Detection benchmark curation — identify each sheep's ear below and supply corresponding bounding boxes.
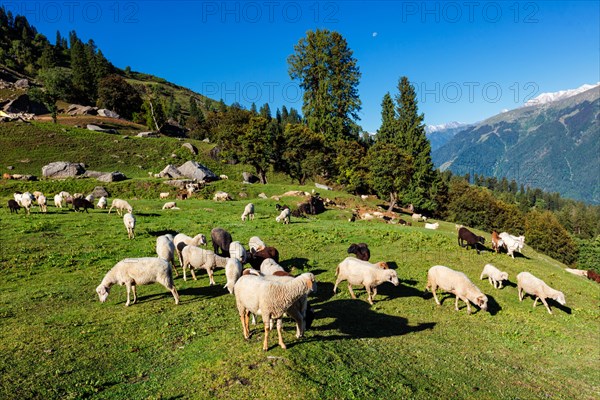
[477,296,485,306]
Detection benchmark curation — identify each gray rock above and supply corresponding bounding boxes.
[182,142,198,155]
[7,166,13,170]
[164,179,194,189]
[83,170,104,178]
[42,162,86,179]
[87,124,117,134]
[92,186,110,198]
[3,94,49,115]
[202,138,210,143]
[158,164,184,178]
[67,104,98,116]
[178,161,217,182]
[258,193,268,199]
[242,172,259,184]
[14,79,29,88]
[315,182,332,191]
[97,171,127,182]
[137,131,159,138]
[97,109,120,119]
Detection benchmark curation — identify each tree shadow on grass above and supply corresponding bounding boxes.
[135,212,161,217]
[147,229,179,237]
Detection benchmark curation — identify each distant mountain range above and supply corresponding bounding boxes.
[426,122,472,151]
[431,84,600,204]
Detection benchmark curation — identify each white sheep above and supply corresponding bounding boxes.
[95,257,179,306]
[517,272,566,314]
[276,208,291,224]
[159,192,170,199]
[85,194,95,203]
[261,273,311,339]
[224,258,243,294]
[162,201,178,210]
[425,265,488,314]
[480,264,509,289]
[13,192,23,206]
[499,232,525,259]
[173,233,207,269]
[37,194,47,213]
[248,236,266,252]
[20,192,34,215]
[229,241,247,263]
[241,203,255,221]
[108,198,133,216]
[411,213,422,221]
[234,272,316,350]
[53,193,64,209]
[156,234,177,276]
[424,222,439,230]
[181,245,227,283]
[213,191,231,201]
[333,257,399,305]
[260,258,286,275]
[97,196,107,209]
[219,174,229,180]
[123,213,136,239]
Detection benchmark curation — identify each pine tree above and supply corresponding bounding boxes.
[250,102,258,115]
[259,103,271,120]
[376,92,396,143]
[70,38,93,103]
[55,30,62,48]
[39,43,56,70]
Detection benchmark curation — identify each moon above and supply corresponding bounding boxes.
[372,32,378,38]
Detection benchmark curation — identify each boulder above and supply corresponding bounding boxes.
[163,179,194,189]
[92,186,110,198]
[177,161,217,182]
[258,193,268,199]
[66,104,98,116]
[315,182,332,191]
[3,94,49,115]
[157,164,184,179]
[97,109,120,119]
[14,79,29,89]
[42,162,86,179]
[97,171,127,182]
[83,170,104,178]
[137,131,159,138]
[242,172,260,184]
[87,124,118,134]
[182,143,198,155]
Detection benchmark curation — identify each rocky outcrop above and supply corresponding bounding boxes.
[97,171,127,182]
[182,143,198,155]
[97,109,120,119]
[3,94,49,115]
[177,161,216,182]
[42,162,86,179]
[157,164,184,178]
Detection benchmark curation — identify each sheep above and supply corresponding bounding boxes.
[241,203,255,221]
[455,224,463,231]
[219,174,229,180]
[20,192,34,215]
[37,194,47,213]
[108,198,133,216]
[181,245,228,283]
[491,231,504,254]
[85,194,95,203]
[73,198,94,213]
[398,219,412,226]
[213,191,231,201]
[162,201,178,210]
[248,246,280,269]
[424,222,439,230]
[411,213,423,221]
[517,272,566,314]
[156,234,177,276]
[499,232,525,259]
[333,257,399,305]
[95,257,179,306]
[211,227,232,257]
[224,258,243,294]
[234,272,316,350]
[276,208,291,224]
[480,264,509,289]
[347,243,370,261]
[425,265,488,314]
[173,233,207,269]
[53,194,64,209]
[123,213,136,239]
[13,192,23,206]
[458,227,485,254]
[97,196,107,209]
[159,192,170,199]
[229,241,247,263]
[248,236,266,252]
[8,199,21,213]
[260,258,286,275]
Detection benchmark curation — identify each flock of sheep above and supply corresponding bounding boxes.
[7,190,569,351]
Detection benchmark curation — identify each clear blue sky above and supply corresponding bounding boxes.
[8,0,599,132]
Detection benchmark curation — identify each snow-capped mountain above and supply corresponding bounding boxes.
[523,82,600,107]
[426,122,472,151]
[425,121,469,134]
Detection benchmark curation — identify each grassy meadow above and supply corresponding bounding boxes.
[0,121,598,399]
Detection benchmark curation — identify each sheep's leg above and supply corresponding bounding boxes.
[276,319,286,350]
[465,299,472,314]
[488,277,493,286]
[182,262,188,281]
[454,295,460,311]
[170,286,179,305]
[539,298,553,314]
[518,286,523,301]
[125,283,132,306]
[241,311,250,339]
[365,286,374,305]
[333,278,341,294]
[347,283,357,299]
[207,268,216,285]
[431,286,441,305]
[533,297,539,308]
[190,265,198,281]
[262,318,270,351]
[131,285,137,305]
[498,281,503,289]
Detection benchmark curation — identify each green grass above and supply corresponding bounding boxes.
[0,185,599,399]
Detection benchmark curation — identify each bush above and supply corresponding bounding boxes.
[525,210,578,266]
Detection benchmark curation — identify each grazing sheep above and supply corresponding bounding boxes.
[458,227,485,254]
[347,243,370,261]
[248,236,266,252]
[108,199,133,216]
[229,241,247,263]
[123,213,136,239]
[213,191,231,201]
[156,234,177,276]
[97,196,107,209]
[260,258,286,275]
[480,264,509,289]
[173,233,207,269]
[181,245,228,283]
[424,222,439,230]
[8,199,21,213]
[491,231,504,254]
[398,219,412,226]
[73,198,94,213]
[85,194,95,203]
[162,201,178,210]
[241,203,255,221]
[13,192,23,206]
[276,208,291,224]
[54,194,64,209]
[425,265,488,314]
[234,272,316,350]
[37,194,47,213]
[220,174,229,180]
[224,258,243,294]
[20,192,34,215]
[248,246,280,269]
[95,257,179,306]
[333,257,399,305]
[411,213,423,221]
[499,232,525,259]
[517,272,566,314]
[211,227,232,257]
[159,192,170,199]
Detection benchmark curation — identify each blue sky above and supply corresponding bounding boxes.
[6,0,599,132]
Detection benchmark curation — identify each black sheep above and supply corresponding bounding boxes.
[248,246,280,269]
[347,243,371,261]
[8,199,21,213]
[72,198,94,213]
[458,227,485,254]
[211,227,232,257]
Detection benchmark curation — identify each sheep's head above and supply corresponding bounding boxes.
[554,292,566,306]
[476,295,488,311]
[96,285,110,303]
[500,272,509,281]
[193,234,207,246]
[478,236,486,244]
[302,273,317,294]
[388,270,399,286]
[376,261,389,269]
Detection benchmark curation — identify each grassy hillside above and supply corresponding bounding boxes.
[0,186,598,399]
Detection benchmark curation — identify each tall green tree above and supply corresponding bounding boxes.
[97,75,142,119]
[367,142,413,211]
[282,124,326,185]
[29,67,72,123]
[70,38,93,103]
[288,29,361,141]
[376,92,396,143]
